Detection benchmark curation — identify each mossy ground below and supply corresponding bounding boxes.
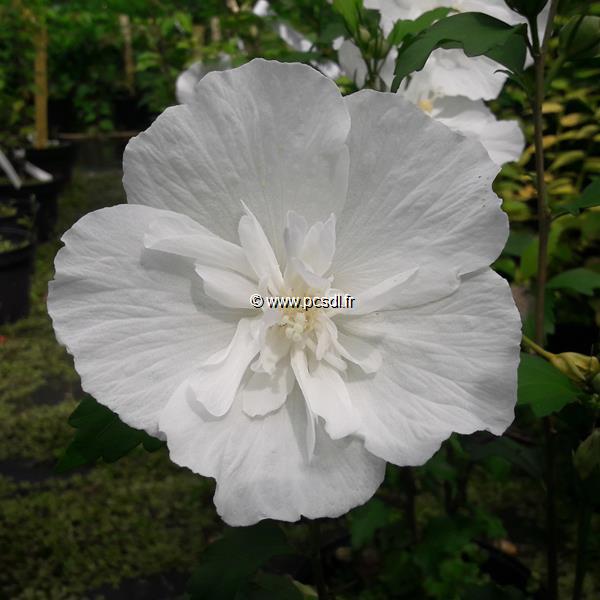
[0,170,219,599]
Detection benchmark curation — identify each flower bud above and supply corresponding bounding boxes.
[574,429,600,480]
[559,16,600,59]
[357,26,371,46]
[547,352,600,386]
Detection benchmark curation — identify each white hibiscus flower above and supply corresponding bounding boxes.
[366,0,549,100]
[336,40,525,165]
[48,60,521,526]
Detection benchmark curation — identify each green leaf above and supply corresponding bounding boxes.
[518,353,578,417]
[332,0,362,36]
[387,7,453,46]
[187,522,294,600]
[549,150,586,171]
[350,498,392,548]
[503,230,535,258]
[318,20,348,45]
[519,238,539,279]
[462,435,543,480]
[55,397,164,473]
[547,267,600,295]
[391,13,528,92]
[560,178,600,215]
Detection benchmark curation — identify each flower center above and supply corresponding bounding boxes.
[418,98,434,114]
[280,310,314,342]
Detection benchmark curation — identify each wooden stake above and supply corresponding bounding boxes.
[192,24,205,59]
[210,16,221,43]
[33,23,48,149]
[119,14,135,95]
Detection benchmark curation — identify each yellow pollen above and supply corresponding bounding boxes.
[418,98,434,114]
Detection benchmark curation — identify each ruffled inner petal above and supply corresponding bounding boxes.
[242,362,295,417]
[351,267,419,314]
[284,211,309,259]
[188,318,260,417]
[238,201,284,292]
[290,347,359,440]
[145,218,252,275]
[195,265,258,309]
[300,214,336,276]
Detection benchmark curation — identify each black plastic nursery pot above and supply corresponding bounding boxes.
[0,227,35,325]
[0,178,59,242]
[24,141,75,187]
[114,93,152,131]
[48,98,76,134]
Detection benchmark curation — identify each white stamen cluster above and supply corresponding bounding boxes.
[281,311,308,343]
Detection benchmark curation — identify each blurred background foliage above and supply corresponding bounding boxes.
[0,0,599,599]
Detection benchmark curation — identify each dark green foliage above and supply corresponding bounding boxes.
[350,498,393,549]
[518,353,579,417]
[55,396,164,473]
[187,522,297,600]
[391,13,528,92]
[332,0,363,37]
[387,8,453,46]
[560,178,600,215]
[547,267,600,295]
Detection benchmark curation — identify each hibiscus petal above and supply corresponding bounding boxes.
[301,214,336,276]
[238,202,284,292]
[345,269,521,465]
[188,318,260,417]
[145,212,252,275]
[431,97,525,166]
[289,258,332,293]
[195,265,258,309]
[159,385,385,525]
[410,50,507,102]
[334,91,507,299]
[242,362,295,417]
[290,348,359,440]
[254,326,291,375]
[48,204,240,435]
[123,59,350,260]
[334,330,382,374]
[350,267,419,314]
[283,211,308,260]
[337,40,368,88]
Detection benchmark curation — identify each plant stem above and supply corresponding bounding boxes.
[532,45,550,345]
[522,334,555,361]
[309,520,331,600]
[572,502,592,600]
[530,3,560,598]
[543,416,558,600]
